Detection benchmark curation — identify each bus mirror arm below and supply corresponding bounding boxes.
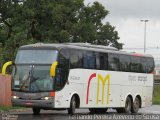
[2,61,13,76]
[50,61,58,77]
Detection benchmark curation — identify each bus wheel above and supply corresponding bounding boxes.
[68,96,76,115]
[131,97,140,113]
[124,96,132,114]
[32,108,41,115]
[117,97,132,114]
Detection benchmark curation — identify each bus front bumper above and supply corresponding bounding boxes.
[12,98,55,108]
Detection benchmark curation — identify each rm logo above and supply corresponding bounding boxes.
[86,73,110,104]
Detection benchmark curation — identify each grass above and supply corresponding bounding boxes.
[153,85,160,104]
[0,106,27,112]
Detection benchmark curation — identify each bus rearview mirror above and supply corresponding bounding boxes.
[2,61,13,75]
[50,61,58,77]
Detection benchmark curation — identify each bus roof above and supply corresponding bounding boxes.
[19,43,153,58]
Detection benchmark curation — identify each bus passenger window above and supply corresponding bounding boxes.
[108,53,120,71]
[88,56,96,69]
[70,55,79,68]
[55,53,69,91]
[69,50,83,68]
[130,56,140,73]
[120,55,130,72]
[83,54,88,68]
[99,55,106,70]
[96,55,100,69]
[83,52,96,69]
[147,58,155,73]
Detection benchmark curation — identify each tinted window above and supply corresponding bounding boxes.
[55,53,69,91]
[130,56,141,72]
[120,55,130,72]
[70,53,79,68]
[96,53,108,70]
[63,49,83,69]
[108,53,120,71]
[15,50,58,64]
[140,57,147,73]
[147,58,155,73]
[83,51,96,69]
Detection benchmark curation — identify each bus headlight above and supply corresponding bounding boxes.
[12,96,19,99]
[41,97,53,100]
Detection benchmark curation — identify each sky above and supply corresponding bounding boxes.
[85,0,160,65]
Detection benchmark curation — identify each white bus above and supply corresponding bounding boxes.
[2,43,155,115]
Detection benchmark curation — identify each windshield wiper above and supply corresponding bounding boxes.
[28,66,40,92]
[19,73,30,91]
[30,76,40,91]
[19,65,34,91]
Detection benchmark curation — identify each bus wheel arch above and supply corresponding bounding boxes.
[68,93,80,115]
[131,95,141,113]
[117,95,133,113]
[73,94,80,108]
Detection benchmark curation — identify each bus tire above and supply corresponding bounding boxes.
[124,96,132,114]
[68,96,76,115]
[32,108,40,115]
[117,96,132,114]
[131,97,140,113]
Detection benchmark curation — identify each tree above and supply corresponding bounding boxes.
[0,0,123,63]
[96,22,123,49]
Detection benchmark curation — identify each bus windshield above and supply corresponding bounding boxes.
[15,50,58,64]
[12,50,58,92]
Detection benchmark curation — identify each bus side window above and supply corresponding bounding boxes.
[140,57,147,73]
[147,58,155,73]
[83,54,88,68]
[55,53,69,91]
[70,54,79,68]
[96,55,100,69]
[120,55,130,72]
[69,50,83,69]
[83,51,96,69]
[99,53,108,70]
[108,53,120,71]
[88,54,96,69]
[130,56,141,73]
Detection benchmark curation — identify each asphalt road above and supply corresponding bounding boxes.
[1,105,160,120]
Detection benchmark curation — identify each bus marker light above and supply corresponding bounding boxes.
[50,91,55,97]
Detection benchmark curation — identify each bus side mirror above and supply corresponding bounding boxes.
[50,61,58,77]
[2,61,13,76]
